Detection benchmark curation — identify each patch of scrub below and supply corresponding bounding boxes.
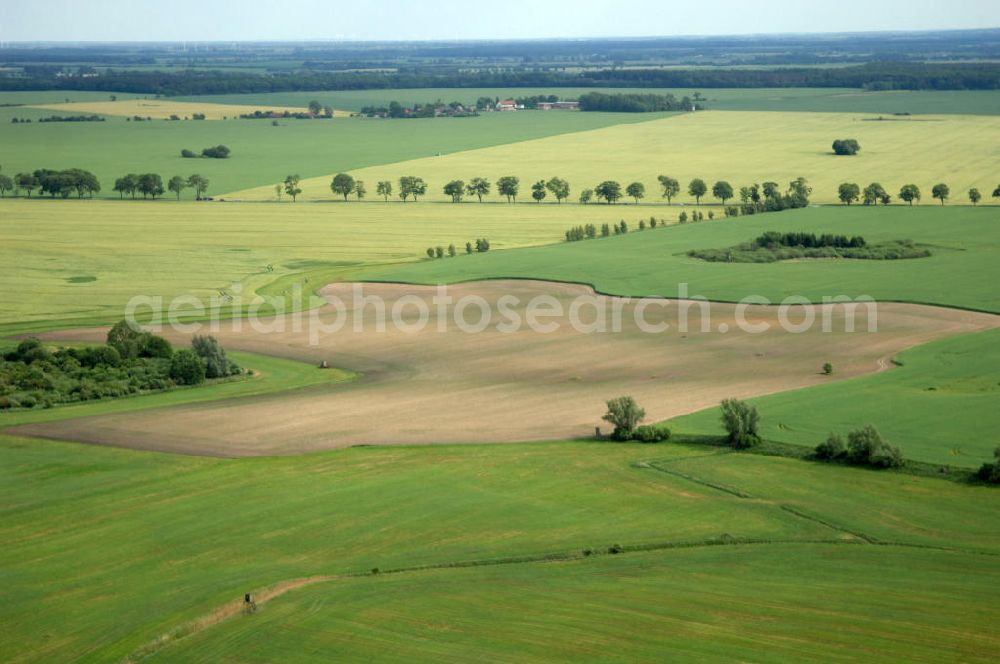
[66,275,97,284]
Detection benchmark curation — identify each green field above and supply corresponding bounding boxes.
[4,79,1000,663]
[670,327,1000,467]
[371,206,1000,314]
[1,436,997,662]
[150,546,1000,663]
[0,106,663,196]
[177,87,1000,115]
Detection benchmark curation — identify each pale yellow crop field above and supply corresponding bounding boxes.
[0,198,659,331]
[28,98,345,120]
[226,111,1000,204]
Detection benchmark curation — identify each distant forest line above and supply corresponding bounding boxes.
[2,62,999,96]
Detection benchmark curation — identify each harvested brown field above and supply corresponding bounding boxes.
[18,280,999,456]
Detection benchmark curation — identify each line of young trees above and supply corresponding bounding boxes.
[425,238,490,259]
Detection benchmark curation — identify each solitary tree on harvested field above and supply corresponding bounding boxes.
[626,181,645,204]
[274,183,282,201]
[602,396,645,441]
[0,173,15,198]
[354,180,366,201]
[838,182,860,205]
[579,188,593,204]
[969,188,981,206]
[657,175,680,203]
[331,173,355,200]
[899,184,921,206]
[284,175,302,202]
[377,180,392,201]
[688,178,707,204]
[993,185,1000,200]
[932,183,950,205]
[399,176,427,202]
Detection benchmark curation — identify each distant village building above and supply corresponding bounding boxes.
[496,100,521,111]
[537,101,580,111]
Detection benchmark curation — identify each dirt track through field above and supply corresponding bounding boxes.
[17,280,1000,456]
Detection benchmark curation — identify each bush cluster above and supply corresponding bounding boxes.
[814,425,904,469]
[0,324,240,410]
[976,447,1000,484]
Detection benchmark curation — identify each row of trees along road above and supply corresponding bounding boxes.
[837,181,992,206]
[112,173,209,200]
[317,174,741,205]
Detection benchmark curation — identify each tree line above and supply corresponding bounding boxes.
[3,61,997,96]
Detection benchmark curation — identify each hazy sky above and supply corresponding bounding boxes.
[2,0,998,42]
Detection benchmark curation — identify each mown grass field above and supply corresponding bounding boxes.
[1,436,997,663]
[178,87,1000,115]
[228,110,1000,205]
[0,104,664,196]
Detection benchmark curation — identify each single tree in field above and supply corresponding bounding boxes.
[0,173,12,198]
[932,183,950,205]
[688,178,707,204]
[602,396,645,441]
[657,175,680,203]
[993,184,1000,201]
[187,174,209,200]
[307,100,322,115]
[595,180,622,204]
[354,180,366,201]
[545,176,570,203]
[579,188,594,204]
[114,174,137,199]
[448,244,456,257]
[761,181,780,200]
[444,179,465,203]
[322,105,334,118]
[167,175,187,200]
[720,398,760,449]
[712,180,733,205]
[274,183,283,201]
[626,181,645,204]
[831,139,861,156]
[838,182,860,205]
[399,176,427,202]
[284,174,302,202]
[497,176,519,203]
[862,182,886,206]
[331,173,355,200]
[899,184,921,206]
[968,188,981,206]
[376,180,392,202]
[531,180,547,203]
[879,192,892,206]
